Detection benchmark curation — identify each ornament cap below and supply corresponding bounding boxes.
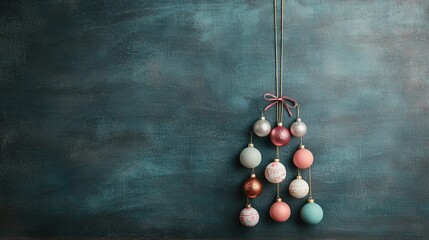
[277,122,283,126]
[274,158,280,162]
[248,143,254,148]
[296,175,302,180]
[276,197,282,202]
[246,203,252,208]
[297,118,302,122]
[299,144,305,149]
[308,197,315,203]
[260,116,266,120]
[250,173,256,178]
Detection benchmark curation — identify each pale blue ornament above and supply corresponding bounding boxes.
[239,144,262,168]
[300,198,323,225]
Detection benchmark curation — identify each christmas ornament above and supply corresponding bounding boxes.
[288,175,309,199]
[269,123,291,147]
[240,143,262,169]
[243,173,264,199]
[293,145,314,169]
[253,112,271,137]
[240,203,260,227]
[300,198,323,225]
[265,158,286,183]
[270,198,291,222]
[290,118,307,137]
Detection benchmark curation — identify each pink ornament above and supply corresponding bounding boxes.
[269,124,290,147]
[270,199,291,222]
[293,145,314,169]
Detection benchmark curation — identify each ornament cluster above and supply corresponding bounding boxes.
[238,100,323,227]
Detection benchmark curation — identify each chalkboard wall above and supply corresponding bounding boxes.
[1,0,429,239]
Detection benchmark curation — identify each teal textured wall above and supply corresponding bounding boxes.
[1,0,429,239]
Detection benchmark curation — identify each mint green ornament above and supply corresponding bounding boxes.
[300,198,323,225]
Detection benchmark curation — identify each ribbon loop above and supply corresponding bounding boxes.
[263,93,298,117]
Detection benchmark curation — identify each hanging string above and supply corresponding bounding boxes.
[297,105,303,145]
[265,0,297,121]
[309,166,313,199]
[297,168,301,177]
[274,0,285,124]
[297,104,300,118]
[273,0,280,124]
[249,131,253,145]
[280,0,285,123]
[273,0,285,202]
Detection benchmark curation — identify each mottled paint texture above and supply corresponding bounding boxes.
[1,0,429,239]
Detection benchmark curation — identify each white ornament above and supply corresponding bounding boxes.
[239,205,259,227]
[290,118,307,137]
[265,159,286,183]
[253,116,271,137]
[240,144,262,168]
[288,175,309,198]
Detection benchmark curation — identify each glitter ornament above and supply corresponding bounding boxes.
[253,116,271,137]
[288,175,309,199]
[290,118,307,137]
[265,158,286,183]
[243,173,263,199]
[269,123,291,147]
[300,198,323,225]
[239,204,259,227]
[240,143,262,168]
[269,198,291,222]
[293,145,314,169]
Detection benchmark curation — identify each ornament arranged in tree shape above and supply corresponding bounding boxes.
[239,132,263,227]
[237,0,323,227]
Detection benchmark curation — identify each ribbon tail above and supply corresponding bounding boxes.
[264,101,278,112]
[282,101,293,116]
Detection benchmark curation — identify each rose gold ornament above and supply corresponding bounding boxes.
[269,123,291,147]
[243,173,263,199]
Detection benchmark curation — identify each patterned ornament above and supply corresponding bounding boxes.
[288,175,309,199]
[253,116,271,137]
[243,173,264,199]
[269,198,291,222]
[269,123,291,147]
[239,204,260,227]
[240,143,262,168]
[290,118,307,137]
[293,145,314,169]
[300,198,323,225]
[265,158,286,183]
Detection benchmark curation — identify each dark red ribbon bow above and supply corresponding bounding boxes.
[264,93,298,116]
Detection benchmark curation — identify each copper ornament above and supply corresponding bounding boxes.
[243,174,263,198]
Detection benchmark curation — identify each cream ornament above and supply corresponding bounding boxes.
[288,175,309,199]
[239,204,259,227]
[265,158,286,183]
